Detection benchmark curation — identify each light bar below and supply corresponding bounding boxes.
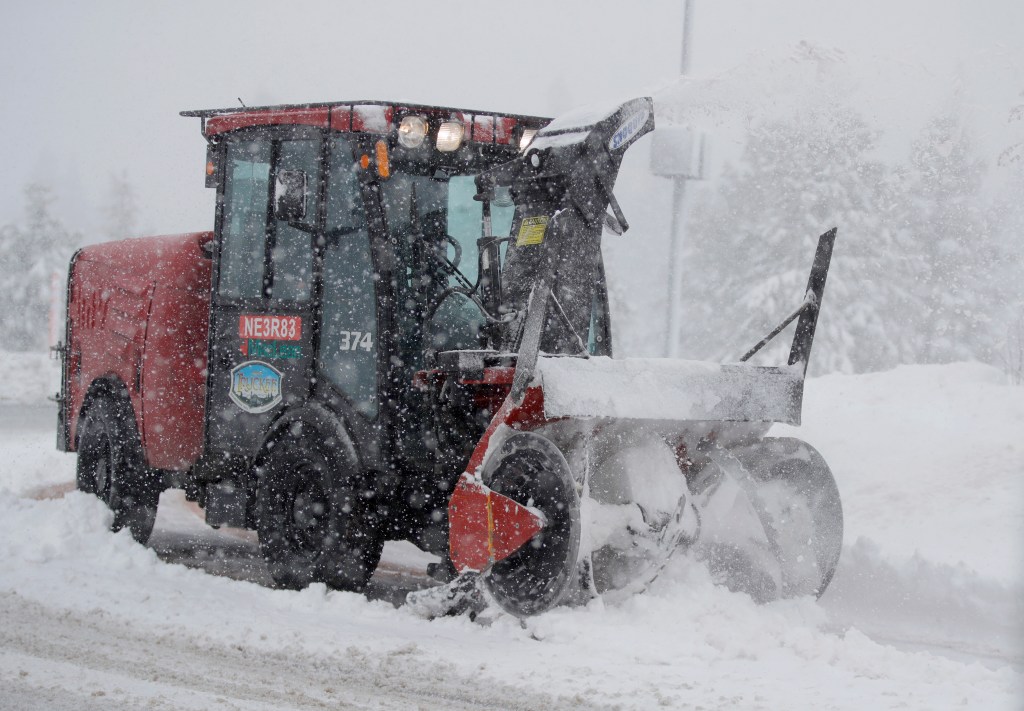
[436,121,465,152]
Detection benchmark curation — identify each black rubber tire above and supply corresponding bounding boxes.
[482,432,581,617]
[254,421,383,591]
[76,395,159,544]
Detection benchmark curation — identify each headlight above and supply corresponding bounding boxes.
[398,115,427,148]
[519,128,538,152]
[436,121,465,152]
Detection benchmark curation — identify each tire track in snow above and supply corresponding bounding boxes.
[0,591,601,711]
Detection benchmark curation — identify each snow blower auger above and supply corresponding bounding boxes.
[408,97,843,618]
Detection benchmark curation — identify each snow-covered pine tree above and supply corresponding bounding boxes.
[0,221,27,348]
[681,105,912,374]
[997,90,1024,169]
[0,183,79,351]
[102,170,139,240]
[992,94,1024,383]
[903,111,995,364]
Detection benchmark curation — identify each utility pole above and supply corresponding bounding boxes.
[680,0,694,75]
[664,0,695,357]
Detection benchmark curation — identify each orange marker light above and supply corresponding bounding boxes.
[375,140,390,179]
[359,154,370,169]
[205,160,216,176]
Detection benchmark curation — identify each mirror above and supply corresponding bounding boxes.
[274,169,308,222]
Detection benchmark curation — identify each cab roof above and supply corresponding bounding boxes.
[181,100,551,146]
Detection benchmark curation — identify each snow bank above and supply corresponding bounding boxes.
[0,489,1018,710]
[776,362,1024,584]
[0,402,68,497]
[823,537,1022,667]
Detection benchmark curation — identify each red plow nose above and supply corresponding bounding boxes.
[448,475,546,572]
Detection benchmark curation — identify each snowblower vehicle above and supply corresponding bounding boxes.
[56,97,842,616]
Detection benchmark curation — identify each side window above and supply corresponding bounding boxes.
[320,138,377,416]
[219,139,271,299]
[269,139,319,302]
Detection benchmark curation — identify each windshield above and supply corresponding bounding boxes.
[382,174,514,285]
[381,174,514,354]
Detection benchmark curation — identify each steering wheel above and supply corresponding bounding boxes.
[443,234,462,271]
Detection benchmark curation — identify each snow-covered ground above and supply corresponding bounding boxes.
[0,353,1021,709]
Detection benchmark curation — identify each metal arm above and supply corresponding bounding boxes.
[788,228,837,375]
[738,228,837,376]
[477,98,655,360]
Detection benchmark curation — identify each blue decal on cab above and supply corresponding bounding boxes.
[229,360,283,414]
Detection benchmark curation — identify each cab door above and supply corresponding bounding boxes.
[205,128,323,462]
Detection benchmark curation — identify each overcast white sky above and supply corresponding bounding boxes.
[1,0,1021,238]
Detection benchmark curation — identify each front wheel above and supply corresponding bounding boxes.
[254,420,382,591]
[76,394,159,544]
[481,432,582,617]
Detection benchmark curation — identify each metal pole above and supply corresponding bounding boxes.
[664,179,686,356]
[665,0,694,357]
[681,0,694,75]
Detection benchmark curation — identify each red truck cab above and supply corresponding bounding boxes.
[58,100,554,585]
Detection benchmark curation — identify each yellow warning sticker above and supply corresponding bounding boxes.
[516,216,549,246]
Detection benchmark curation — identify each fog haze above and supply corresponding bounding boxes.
[2,1,1021,238]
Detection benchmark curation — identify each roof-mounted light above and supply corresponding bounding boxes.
[398,115,427,148]
[519,128,539,152]
[436,121,465,152]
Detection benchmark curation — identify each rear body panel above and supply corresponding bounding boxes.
[64,232,212,470]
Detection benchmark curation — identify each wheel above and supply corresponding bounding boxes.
[481,432,581,617]
[254,420,383,591]
[76,394,159,544]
